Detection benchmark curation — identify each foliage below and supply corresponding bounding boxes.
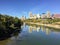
[24,18,60,24]
[0,14,23,30]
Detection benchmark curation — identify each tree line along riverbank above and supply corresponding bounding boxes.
[24,19,60,29]
[0,14,23,30]
[0,14,23,40]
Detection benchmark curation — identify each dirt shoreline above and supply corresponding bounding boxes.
[25,22,60,29]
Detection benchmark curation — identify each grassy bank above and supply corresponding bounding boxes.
[24,19,60,29]
[25,22,60,29]
[24,19,60,24]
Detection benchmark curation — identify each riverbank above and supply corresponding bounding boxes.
[25,22,60,29]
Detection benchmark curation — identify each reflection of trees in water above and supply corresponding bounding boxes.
[0,28,22,45]
[0,27,22,41]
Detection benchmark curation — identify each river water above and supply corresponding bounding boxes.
[0,24,60,45]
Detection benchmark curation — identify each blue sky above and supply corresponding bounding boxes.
[0,0,60,18]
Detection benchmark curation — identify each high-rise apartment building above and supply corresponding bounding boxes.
[46,11,51,18]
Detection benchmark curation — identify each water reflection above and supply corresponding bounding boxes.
[0,24,60,45]
[18,24,60,45]
[28,25,56,35]
[29,26,40,33]
[0,29,22,40]
[0,26,22,45]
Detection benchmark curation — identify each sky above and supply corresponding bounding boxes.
[0,0,60,18]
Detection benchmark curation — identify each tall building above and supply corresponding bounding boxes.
[46,11,51,18]
[41,13,46,18]
[37,14,41,19]
[33,14,37,19]
[21,16,26,20]
[29,12,37,19]
[29,12,33,19]
[29,12,33,17]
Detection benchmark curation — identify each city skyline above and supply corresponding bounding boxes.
[0,0,60,18]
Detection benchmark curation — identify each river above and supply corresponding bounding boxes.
[0,24,60,45]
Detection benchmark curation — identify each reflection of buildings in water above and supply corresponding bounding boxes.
[28,25,51,35]
[29,26,33,33]
[36,27,40,32]
[21,23,26,29]
[41,26,46,32]
[45,28,51,35]
[41,26,51,35]
[28,26,40,33]
[33,26,38,32]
